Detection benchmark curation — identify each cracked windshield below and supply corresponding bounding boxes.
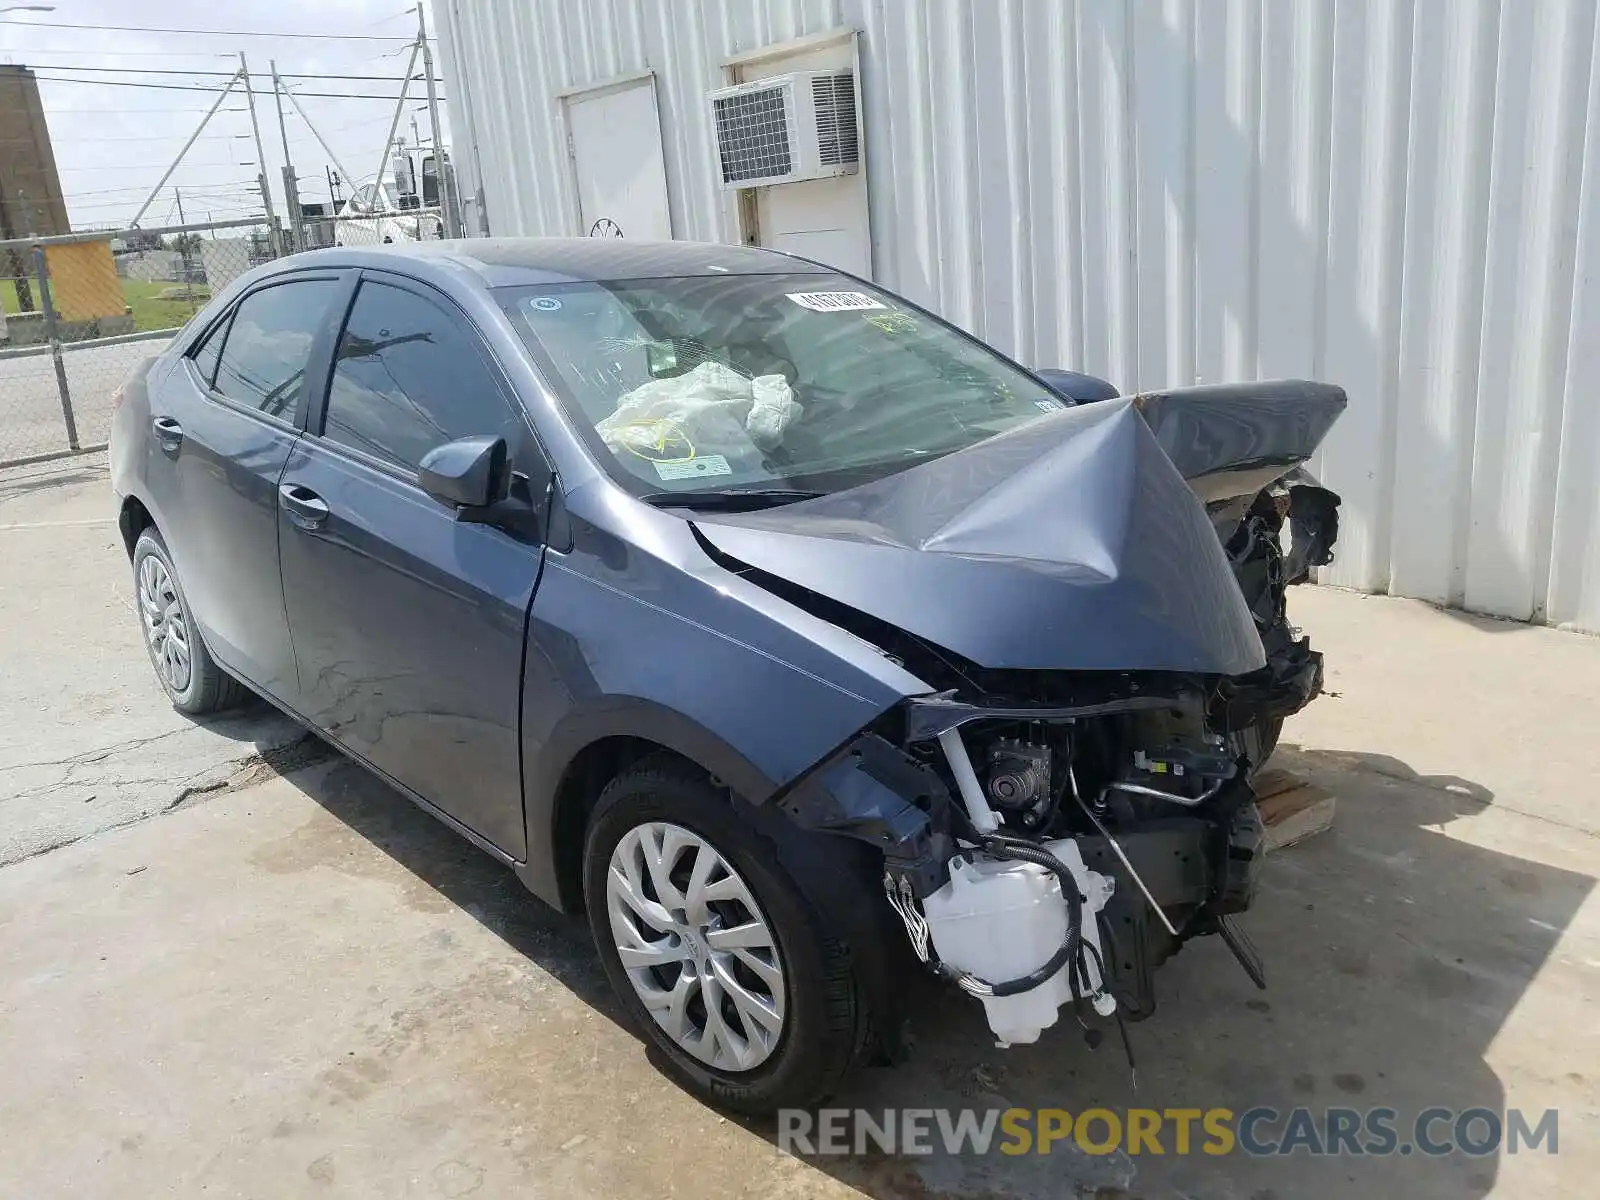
[500,272,1068,496]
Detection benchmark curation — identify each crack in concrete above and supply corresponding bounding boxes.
[1,732,337,870]
[1,727,191,775]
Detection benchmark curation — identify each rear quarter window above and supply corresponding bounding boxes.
[210,279,341,419]
[188,314,228,388]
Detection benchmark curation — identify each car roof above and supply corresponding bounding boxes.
[287,237,834,287]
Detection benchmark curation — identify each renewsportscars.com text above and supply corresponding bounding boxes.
[778,1106,1559,1158]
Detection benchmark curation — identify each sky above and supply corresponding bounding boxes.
[0,0,447,230]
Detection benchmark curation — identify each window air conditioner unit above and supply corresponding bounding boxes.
[708,70,860,189]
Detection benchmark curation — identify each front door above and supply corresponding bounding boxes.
[277,272,548,857]
[145,273,344,699]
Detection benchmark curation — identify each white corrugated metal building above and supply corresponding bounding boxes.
[435,0,1600,633]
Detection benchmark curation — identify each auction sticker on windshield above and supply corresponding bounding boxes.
[653,454,733,480]
[786,291,886,312]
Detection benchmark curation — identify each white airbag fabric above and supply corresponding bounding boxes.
[597,361,802,459]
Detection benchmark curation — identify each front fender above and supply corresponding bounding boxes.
[517,696,798,908]
[513,523,926,909]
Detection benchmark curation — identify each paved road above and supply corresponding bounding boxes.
[0,336,169,464]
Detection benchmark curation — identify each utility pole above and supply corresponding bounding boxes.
[372,38,420,211]
[416,2,458,236]
[128,69,241,229]
[239,52,280,255]
[271,60,301,253]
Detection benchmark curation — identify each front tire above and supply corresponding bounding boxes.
[132,528,246,715]
[584,757,874,1114]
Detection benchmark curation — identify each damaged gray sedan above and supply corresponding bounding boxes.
[110,238,1343,1115]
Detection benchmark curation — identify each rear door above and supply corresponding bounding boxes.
[144,272,344,700]
[277,271,548,857]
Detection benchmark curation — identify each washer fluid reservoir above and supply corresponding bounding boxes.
[921,838,1116,1047]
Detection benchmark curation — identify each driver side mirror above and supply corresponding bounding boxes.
[418,435,510,511]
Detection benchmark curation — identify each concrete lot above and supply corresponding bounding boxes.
[1,455,1596,1199]
[0,337,163,464]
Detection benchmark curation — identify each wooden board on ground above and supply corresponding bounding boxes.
[1254,767,1336,850]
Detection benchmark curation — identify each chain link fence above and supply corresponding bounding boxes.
[295,204,446,250]
[0,217,285,467]
[2,207,455,467]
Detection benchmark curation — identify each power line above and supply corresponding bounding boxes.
[0,47,238,58]
[68,187,260,201]
[56,162,260,172]
[0,47,418,68]
[31,74,445,101]
[0,132,251,144]
[63,179,259,197]
[46,105,250,114]
[326,112,407,133]
[3,64,434,82]
[0,20,422,42]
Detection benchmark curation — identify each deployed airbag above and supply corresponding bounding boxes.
[596,361,803,461]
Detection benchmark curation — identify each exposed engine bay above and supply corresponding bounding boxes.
[754,380,1346,1053]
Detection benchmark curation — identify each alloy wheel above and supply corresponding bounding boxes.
[137,553,192,694]
[605,821,787,1072]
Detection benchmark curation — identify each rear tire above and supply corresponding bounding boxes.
[132,528,247,716]
[583,756,875,1114]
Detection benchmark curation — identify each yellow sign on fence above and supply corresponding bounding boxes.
[42,239,124,322]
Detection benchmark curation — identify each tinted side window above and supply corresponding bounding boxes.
[323,280,519,471]
[189,313,229,387]
[213,279,339,419]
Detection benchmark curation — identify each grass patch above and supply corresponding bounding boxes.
[120,279,210,332]
[1,279,31,316]
[1,277,209,332]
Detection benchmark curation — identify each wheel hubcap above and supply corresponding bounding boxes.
[605,821,787,1072]
[137,554,191,693]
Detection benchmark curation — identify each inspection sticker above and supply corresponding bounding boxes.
[530,296,563,311]
[653,454,733,480]
[786,291,886,312]
[1034,398,1067,412]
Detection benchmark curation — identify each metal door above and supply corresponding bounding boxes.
[562,73,673,240]
[142,274,345,700]
[276,274,547,857]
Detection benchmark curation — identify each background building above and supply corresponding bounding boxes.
[434,0,1600,635]
[0,64,69,239]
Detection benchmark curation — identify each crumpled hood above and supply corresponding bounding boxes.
[1132,380,1347,503]
[693,399,1268,674]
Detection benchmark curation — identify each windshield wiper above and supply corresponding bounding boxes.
[639,487,825,511]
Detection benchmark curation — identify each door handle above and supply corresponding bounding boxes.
[152,415,183,451]
[279,482,330,531]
